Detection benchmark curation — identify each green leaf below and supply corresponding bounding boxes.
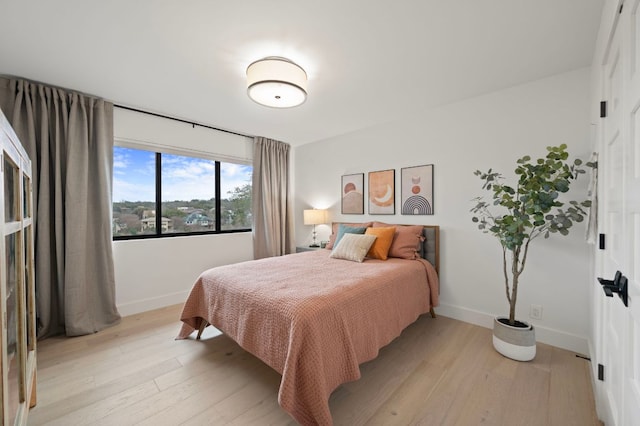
[471,144,589,267]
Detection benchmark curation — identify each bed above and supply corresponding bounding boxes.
[177,223,440,425]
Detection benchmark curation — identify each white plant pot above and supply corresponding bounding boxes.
[492,316,536,361]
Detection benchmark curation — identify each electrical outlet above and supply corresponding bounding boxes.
[530,304,543,320]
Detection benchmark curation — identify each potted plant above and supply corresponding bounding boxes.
[470,144,593,361]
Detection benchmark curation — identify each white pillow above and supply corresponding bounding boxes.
[330,233,377,263]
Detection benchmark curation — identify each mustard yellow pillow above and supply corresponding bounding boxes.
[365,226,396,260]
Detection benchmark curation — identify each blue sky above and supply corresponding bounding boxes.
[113,147,252,202]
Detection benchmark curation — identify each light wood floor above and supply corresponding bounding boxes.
[28,304,602,426]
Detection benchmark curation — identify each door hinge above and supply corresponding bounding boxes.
[598,363,605,381]
[599,233,605,250]
[600,101,607,118]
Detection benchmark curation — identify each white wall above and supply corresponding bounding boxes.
[113,233,253,316]
[114,107,253,162]
[112,108,255,316]
[294,68,593,354]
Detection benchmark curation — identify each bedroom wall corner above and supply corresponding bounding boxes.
[435,303,589,355]
[293,67,593,354]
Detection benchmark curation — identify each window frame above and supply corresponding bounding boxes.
[112,145,252,241]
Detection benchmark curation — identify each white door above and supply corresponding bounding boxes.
[623,1,640,423]
[599,9,625,424]
[596,1,640,424]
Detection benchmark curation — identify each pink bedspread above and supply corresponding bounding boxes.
[177,249,439,425]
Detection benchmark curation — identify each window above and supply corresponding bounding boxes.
[113,146,252,239]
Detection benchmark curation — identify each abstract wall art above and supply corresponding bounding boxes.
[368,169,395,214]
[341,173,364,214]
[401,164,434,215]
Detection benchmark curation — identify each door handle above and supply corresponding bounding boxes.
[597,270,621,287]
[598,271,629,307]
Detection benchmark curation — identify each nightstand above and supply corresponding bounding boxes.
[296,246,323,253]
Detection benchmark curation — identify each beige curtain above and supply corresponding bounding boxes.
[0,77,121,337]
[252,137,294,258]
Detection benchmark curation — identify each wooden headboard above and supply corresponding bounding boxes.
[330,222,440,274]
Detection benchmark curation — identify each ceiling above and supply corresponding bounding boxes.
[0,1,604,147]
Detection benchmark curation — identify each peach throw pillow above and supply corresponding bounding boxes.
[372,222,424,260]
[365,226,396,260]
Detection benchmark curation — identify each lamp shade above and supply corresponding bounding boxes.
[303,209,327,225]
[247,57,307,108]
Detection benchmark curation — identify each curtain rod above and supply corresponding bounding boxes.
[114,104,253,139]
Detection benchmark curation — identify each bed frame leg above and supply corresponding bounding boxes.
[429,308,437,318]
[196,320,209,340]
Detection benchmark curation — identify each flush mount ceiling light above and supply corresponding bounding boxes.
[246,57,308,108]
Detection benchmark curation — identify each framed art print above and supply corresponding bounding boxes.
[368,169,395,214]
[401,164,434,215]
[341,173,364,214]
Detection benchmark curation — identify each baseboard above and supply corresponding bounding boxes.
[117,290,190,317]
[587,338,611,424]
[436,303,589,355]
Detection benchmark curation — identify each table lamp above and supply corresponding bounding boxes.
[303,209,328,247]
